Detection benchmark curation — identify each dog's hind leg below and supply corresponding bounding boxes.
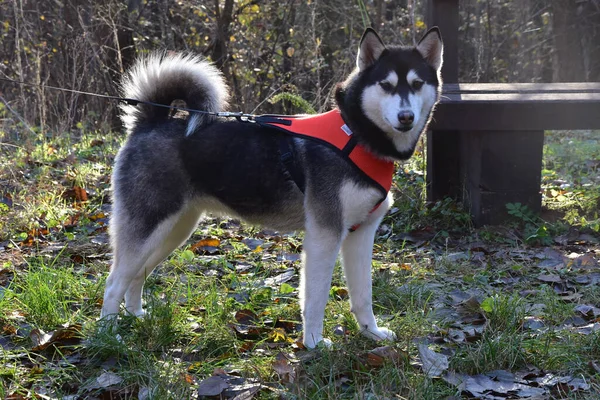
[123,205,202,316]
[300,212,344,348]
[341,193,397,342]
[101,205,201,318]
[101,226,149,319]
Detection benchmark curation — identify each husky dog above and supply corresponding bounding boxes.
[101,28,443,348]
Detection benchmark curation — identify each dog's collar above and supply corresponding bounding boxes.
[259,110,395,194]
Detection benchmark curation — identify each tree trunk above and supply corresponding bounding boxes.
[579,0,600,81]
[551,0,585,81]
[211,0,235,70]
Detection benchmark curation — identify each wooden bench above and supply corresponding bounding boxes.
[426,0,600,226]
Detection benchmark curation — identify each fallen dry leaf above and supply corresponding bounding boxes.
[537,273,562,283]
[191,237,221,254]
[30,324,82,352]
[63,186,88,202]
[364,345,404,368]
[574,304,600,319]
[444,370,546,398]
[570,253,598,268]
[242,238,264,250]
[90,139,105,147]
[1,193,13,208]
[197,375,230,396]
[264,269,295,287]
[267,327,290,343]
[5,393,27,400]
[96,371,123,388]
[62,213,81,229]
[230,309,266,339]
[418,344,449,377]
[234,309,259,325]
[274,318,301,334]
[272,352,297,383]
[0,268,14,286]
[192,238,220,248]
[198,373,264,399]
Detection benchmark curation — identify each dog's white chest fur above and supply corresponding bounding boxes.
[339,181,384,229]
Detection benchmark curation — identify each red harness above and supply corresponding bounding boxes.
[259,110,395,230]
[260,110,395,195]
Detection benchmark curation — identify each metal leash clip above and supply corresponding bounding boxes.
[217,111,255,122]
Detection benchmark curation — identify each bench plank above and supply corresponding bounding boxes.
[431,83,600,131]
[444,82,600,93]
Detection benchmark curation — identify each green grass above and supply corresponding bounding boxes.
[0,125,599,398]
[543,130,600,231]
[18,258,87,329]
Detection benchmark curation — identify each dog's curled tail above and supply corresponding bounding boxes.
[120,52,229,135]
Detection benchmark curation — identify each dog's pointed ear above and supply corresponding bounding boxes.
[417,27,443,71]
[357,28,386,71]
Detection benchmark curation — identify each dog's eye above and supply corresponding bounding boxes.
[379,81,394,91]
[412,80,424,90]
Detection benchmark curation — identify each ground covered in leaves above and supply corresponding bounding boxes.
[0,128,599,399]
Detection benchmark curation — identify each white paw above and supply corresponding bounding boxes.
[132,309,146,318]
[96,314,119,333]
[317,338,333,349]
[361,326,397,342]
[98,311,118,322]
[303,336,333,349]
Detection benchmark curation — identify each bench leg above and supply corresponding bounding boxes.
[426,129,544,226]
[426,129,461,201]
[461,130,544,226]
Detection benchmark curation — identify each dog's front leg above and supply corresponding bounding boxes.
[341,194,396,342]
[300,216,344,348]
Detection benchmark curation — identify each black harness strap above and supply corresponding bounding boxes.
[341,136,358,156]
[254,115,293,126]
[278,135,306,193]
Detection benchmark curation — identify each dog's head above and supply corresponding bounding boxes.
[336,28,443,160]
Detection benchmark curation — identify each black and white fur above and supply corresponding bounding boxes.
[101,28,443,348]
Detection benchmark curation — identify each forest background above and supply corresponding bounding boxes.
[1,0,599,134]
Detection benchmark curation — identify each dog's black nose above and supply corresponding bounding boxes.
[398,111,414,126]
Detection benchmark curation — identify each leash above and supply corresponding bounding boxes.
[1,76,396,228]
[0,76,294,125]
[0,75,304,190]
